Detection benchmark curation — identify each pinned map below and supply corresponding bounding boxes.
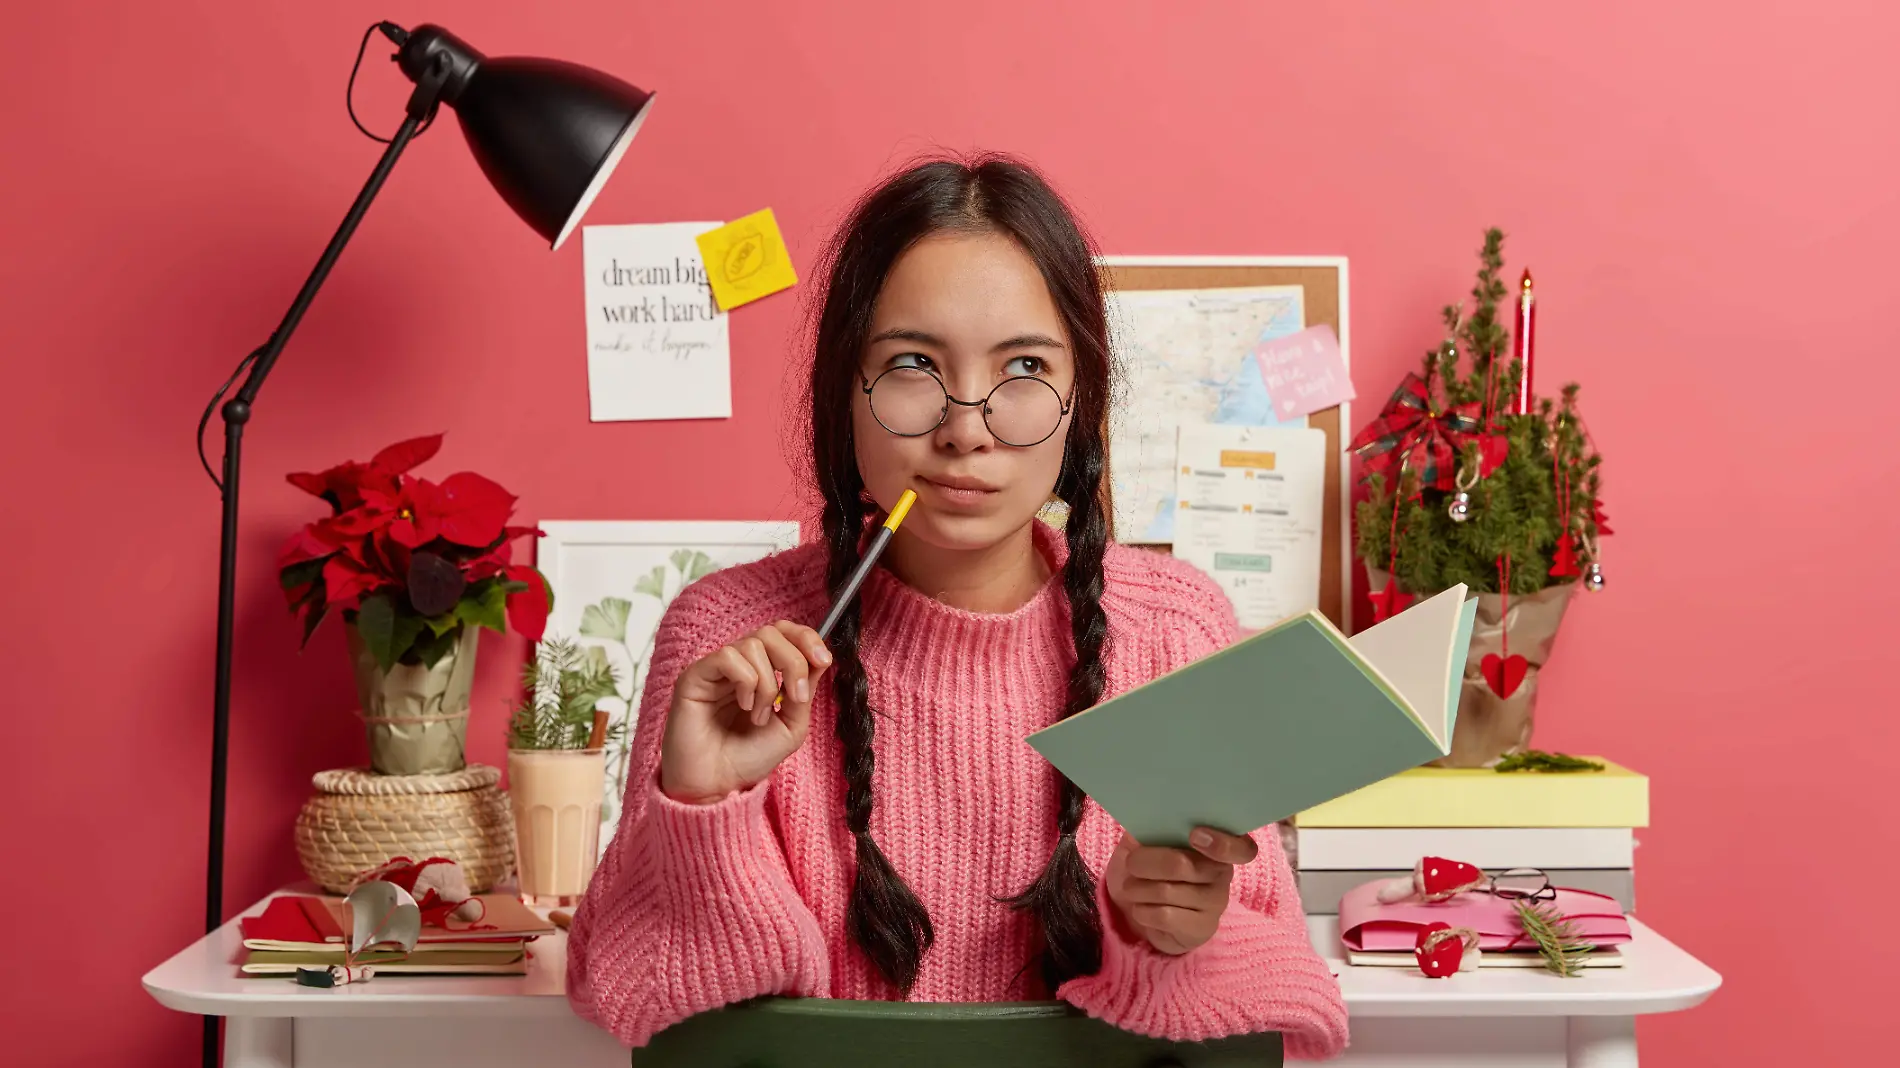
[1105,286,1306,543]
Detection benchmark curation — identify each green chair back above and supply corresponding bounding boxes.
[635,998,1284,1068]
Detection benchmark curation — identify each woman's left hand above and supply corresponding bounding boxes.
[1104,827,1258,955]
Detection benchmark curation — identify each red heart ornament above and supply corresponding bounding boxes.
[1481,653,1528,698]
[1415,922,1465,978]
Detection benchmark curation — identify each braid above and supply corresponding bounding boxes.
[825,487,935,994]
[1001,442,1111,994]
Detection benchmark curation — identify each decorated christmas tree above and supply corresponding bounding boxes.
[1352,228,1607,609]
[1347,229,1610,765]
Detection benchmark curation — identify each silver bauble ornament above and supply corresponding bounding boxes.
[1448,490,1472,523]
[1583,561,1605,592]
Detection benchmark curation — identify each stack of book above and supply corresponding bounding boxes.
[235,892,556,977]
[1290,758,1648,917]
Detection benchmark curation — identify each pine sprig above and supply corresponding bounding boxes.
[1493,750,1606,773]
[1513,899,1594,976]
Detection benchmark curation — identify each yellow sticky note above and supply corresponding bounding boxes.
[695,208,797,311]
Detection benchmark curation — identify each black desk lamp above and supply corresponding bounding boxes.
[195,21,653,1065]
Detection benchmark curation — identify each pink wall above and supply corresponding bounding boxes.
[4,1,1893,1063]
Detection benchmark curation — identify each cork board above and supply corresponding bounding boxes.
[1097,257,1354,634]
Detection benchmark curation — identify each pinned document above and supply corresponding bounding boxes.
[1173,423,1326,630]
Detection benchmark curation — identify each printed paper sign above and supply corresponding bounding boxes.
[1253,324,1353,421]
[1173,423,1326,630]
[582,222,731,422]
[696,207,798,311]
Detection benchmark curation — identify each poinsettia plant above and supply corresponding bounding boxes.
[277,433,552,671]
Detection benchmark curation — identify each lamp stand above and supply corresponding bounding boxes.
[201,55,449,1068]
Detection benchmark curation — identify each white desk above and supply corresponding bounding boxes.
[145,891,1720,1068]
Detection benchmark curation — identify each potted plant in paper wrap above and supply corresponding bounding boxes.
[1348,229,1611,768]
[504,636,624,907]
[278,434,552,776]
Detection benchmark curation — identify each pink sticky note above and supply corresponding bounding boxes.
[1253,325,1354,420]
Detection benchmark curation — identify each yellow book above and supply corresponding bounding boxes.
[1293,758,1648,828]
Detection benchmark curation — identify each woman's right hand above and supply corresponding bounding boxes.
[658,620,832,805]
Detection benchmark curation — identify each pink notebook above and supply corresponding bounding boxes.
[1337,879,1631,953]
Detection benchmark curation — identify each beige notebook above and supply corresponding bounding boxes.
[239,948,529,976]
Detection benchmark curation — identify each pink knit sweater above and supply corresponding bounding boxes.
[565,520,1349,1059]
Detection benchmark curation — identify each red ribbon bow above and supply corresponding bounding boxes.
[1349,373,1508,493]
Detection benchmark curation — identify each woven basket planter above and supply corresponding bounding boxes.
[294,764,515,894]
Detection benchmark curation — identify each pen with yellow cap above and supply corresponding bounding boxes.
[775,489,915,709]
[816,488,916,640]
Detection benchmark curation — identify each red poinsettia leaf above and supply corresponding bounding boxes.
[297,598,330,649]
[286,471,335,499]
[359,483,402,511]
[462,547,508,581]
[315,504,393,541]
[277,526,333,571]
[287,459,401,513]
[329,535,366,566]
[407,551,468,617]
[377,479,441,548]
[363,531,413,582]
[433,472,516,547]
[502,564,551,641]
[371,434,445,475]
[387,514,426,548]
[279,556,328,607]
[322,555,387,611]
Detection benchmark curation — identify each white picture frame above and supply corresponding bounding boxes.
[1095,255,1354,634]
[534,519,804,853]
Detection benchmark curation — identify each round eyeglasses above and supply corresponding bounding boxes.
[861,367,1072,448]
[1485,868,1557,903]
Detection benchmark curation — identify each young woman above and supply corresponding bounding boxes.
[565,154,1349,1060]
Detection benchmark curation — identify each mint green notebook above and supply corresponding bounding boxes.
[1026,585,1478,848]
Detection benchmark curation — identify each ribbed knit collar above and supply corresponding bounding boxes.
[856,519,1074,687]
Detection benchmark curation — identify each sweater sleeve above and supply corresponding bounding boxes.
[1056,818,1348,1059]
[1055,561,1349,1060]
[564,579,830,1047]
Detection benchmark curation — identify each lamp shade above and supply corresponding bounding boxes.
[400,25,655,250]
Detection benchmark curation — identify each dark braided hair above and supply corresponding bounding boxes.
[802,153,1117,997]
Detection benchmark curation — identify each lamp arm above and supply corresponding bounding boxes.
[231,52,447,409]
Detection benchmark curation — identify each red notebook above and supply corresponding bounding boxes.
[238,893,553,950]
[239,896,345,946]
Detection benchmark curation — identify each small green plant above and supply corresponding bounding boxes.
[505,637,625,750]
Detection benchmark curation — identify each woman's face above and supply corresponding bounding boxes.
[852,231,1075,553]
